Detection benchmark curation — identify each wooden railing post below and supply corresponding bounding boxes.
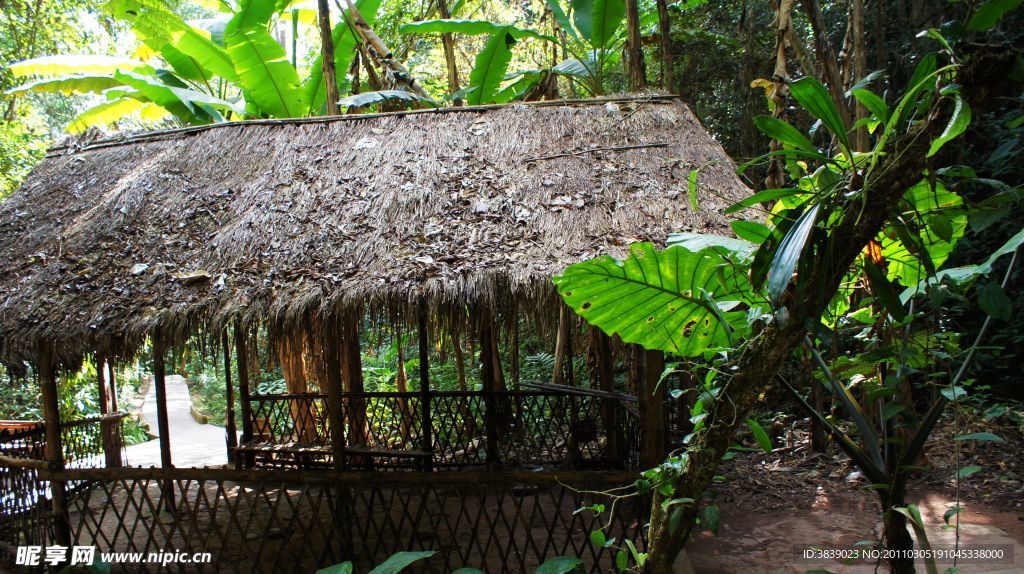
[638,347,667,468]
[222,329,238,464]
[151,331,175,512]
[480,315,500,467]
[323,319,347,471]
[37,339,71,550]
[417,302,433,471]
[594,328,620,466]
[96,351,109,415]
[101,414,123,468]
[234,318,254,467]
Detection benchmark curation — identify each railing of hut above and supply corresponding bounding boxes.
[241,387,645,471]
[0,413,127,559]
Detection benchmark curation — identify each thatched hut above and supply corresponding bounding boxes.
[0,96,750,572]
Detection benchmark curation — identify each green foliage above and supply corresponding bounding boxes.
[225,0,306,117]
[554,242,759,356]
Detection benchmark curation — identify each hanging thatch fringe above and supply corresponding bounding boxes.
[0,96,749,365]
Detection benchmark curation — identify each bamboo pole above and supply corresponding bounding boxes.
[37,340,71,550]
[222,329,238,464]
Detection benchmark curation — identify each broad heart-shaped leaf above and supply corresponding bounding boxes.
[466,30,516,105]
[9,55,148,77]
[554,243,755,356]
[4,74,125,96]
[225,0,307,118]
[366,551,435,574]
[580,0,625,50]
[881,180,966,288]
[304,0,381,115]
[788,76,850,152]
[106,0,238,83]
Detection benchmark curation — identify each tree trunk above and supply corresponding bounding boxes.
[880,479,915,574]
[437,0,461,104]
[316,0,339,115]
[624,0,646,91]
[655,0,674,93]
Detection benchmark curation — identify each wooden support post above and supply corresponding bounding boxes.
[107,360,118,413]
[222,329,238,464]
[234,319,254,452]
[323,319,347,471]
[152,332,175,512]
[341,314,367,449]
[552,305,569,385]
[510,307,520,388]
[594,328,620,466]
[96,352,109,415]
[638,347,667,468]
[38,340,71,550]
[480,314,500,467]
[100,414,123,469]
[417,302,433,471]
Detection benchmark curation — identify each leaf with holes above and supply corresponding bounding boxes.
[554,243,756,356]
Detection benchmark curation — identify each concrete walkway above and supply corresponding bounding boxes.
[124,374,232,468]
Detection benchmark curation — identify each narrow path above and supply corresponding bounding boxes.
[124,374,231,468]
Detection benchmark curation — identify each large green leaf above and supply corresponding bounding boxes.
[789,77,850,151]
[534,556,584,574]
[881,180,966,288]
[545,0,580,42]
[752,115,815,153]
[4,74,125,96]
[304,0,382,115]
[107,0,239,83]
[225,0,307,118]
[338,90,435,109]
[113,70,238,123]
[968,0,1023,31]
[554,243,755,356]
[571,0,625,49]
[65,98,169,133]
[9,55,148,77]
[767,202,821,308]
[927,93,971,157]
[466,29,516,105]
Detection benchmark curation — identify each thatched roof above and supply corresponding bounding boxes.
[0,96,750,362]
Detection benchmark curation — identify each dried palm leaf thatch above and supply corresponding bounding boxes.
[0,96,751,363]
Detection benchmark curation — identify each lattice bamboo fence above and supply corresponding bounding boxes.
[56,467,645,573]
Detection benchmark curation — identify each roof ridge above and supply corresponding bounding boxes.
[48,94,681,157]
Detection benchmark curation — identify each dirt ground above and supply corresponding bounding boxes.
[685,414,1024,574]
